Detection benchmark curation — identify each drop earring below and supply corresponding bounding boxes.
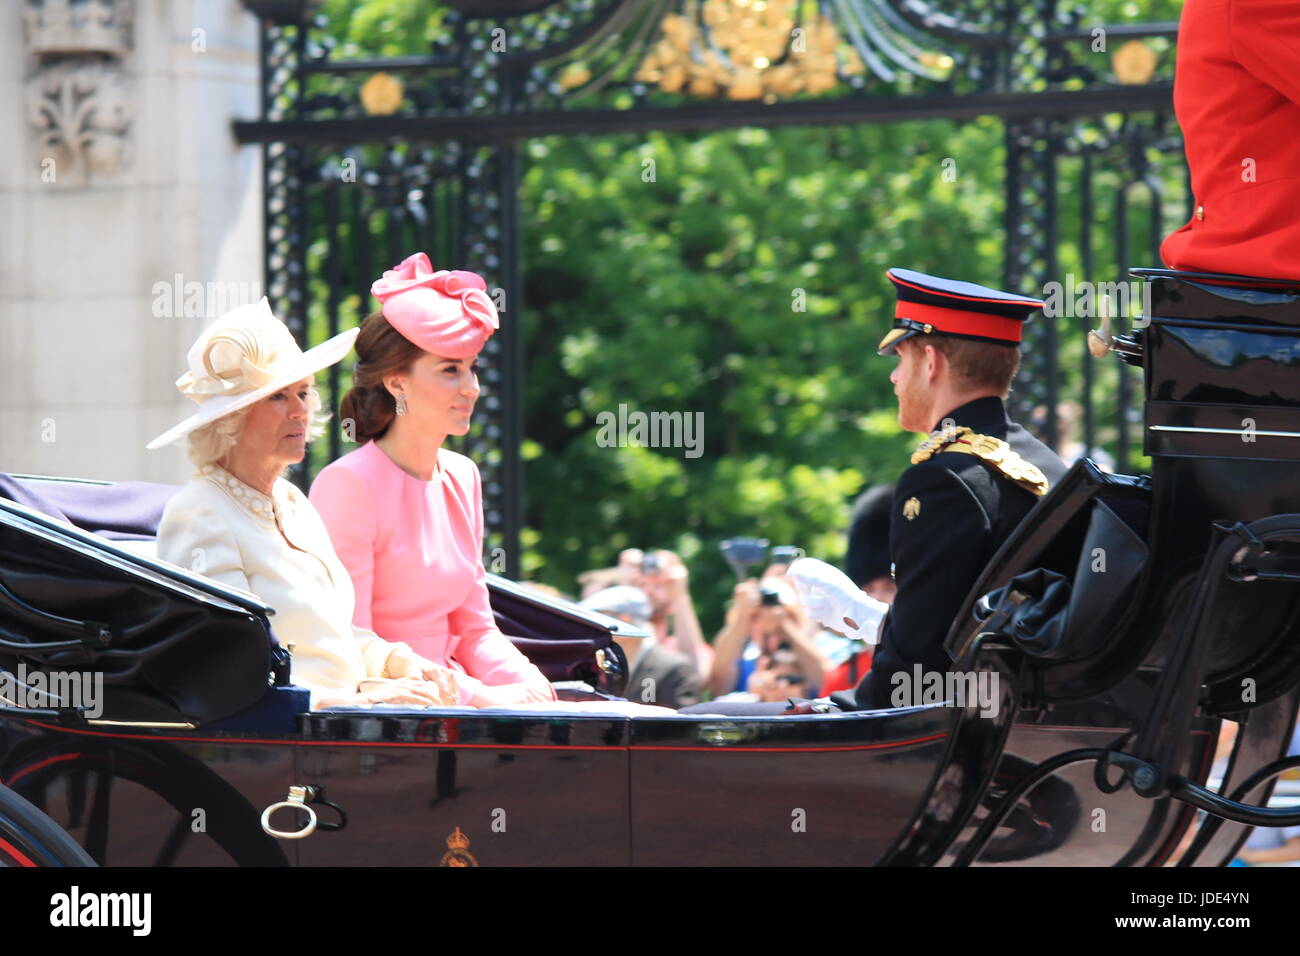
[395,393,408,416]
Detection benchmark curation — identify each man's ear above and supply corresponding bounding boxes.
[923,342,944,382]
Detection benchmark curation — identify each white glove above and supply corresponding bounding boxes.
[788,557,889,644]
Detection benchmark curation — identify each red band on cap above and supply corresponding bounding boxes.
[894,301,1023,344]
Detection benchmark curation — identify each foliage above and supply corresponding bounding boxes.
[521,121,1008,630]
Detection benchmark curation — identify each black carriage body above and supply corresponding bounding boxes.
[1,706,955,866]
[0,667,1215,866]
[0,479,955,867]
[5,269,1300,866]
[0,471,1225,867]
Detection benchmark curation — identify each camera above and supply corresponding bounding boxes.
[719,538,803,580]
[769,545,802,567]
[719,537,768,579]
[640,552,661,576]
[759,584,782,607]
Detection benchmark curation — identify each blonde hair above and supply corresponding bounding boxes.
[186,385,328,467]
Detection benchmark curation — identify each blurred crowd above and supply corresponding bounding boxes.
[519,480,899,712]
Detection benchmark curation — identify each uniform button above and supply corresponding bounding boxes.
[1195,204,1205,221]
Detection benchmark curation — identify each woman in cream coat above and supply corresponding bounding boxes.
[148,298,462,710]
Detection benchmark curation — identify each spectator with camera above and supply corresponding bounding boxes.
[747,647,811,703]
[708,576,828,699]
[579,585,701,709]
[578,548,712,681]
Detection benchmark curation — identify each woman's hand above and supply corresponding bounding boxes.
[359,677,458,707]
[408,659,461,703]
[384,645,462,702]
[612,548,647,589]
[317,678,456,709]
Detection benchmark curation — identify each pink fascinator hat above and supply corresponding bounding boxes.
[370,253,499,358]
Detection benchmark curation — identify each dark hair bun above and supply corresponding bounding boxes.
[338,312,424,445]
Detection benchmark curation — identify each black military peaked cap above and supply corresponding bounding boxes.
[878,268,1045,356]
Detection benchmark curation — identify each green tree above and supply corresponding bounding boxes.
[521,121,1008,631]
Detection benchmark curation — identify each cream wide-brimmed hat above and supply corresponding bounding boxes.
[146,298,359,450]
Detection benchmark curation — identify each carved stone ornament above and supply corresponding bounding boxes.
[24,0,134,57]
[26,60,133,180]
[23,0,135,183]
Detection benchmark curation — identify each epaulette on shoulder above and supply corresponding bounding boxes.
[911,425,1050,496]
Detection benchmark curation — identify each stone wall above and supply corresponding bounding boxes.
[0,0,263,483]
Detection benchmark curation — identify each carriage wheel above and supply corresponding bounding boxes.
[0,783,95,867]
[3,738,287,867]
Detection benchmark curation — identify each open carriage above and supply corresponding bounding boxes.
[3,268,1300,867]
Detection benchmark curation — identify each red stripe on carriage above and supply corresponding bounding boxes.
[633,733,950,753]
[4,751,83,786]
[17,719,948,753]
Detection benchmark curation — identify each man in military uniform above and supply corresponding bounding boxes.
[682,269,1068,716]
[825,269,1069,711]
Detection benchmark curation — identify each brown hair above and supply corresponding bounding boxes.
[339,311,424,445]
[920,336,1021,397]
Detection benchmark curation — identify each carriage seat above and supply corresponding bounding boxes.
[0,474,177,542]
[1130,266,1300,293]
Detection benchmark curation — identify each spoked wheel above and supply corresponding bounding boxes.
[3,738,287,867]
[0,783,95,867]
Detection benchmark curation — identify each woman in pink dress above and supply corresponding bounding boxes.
[309,254,556,708]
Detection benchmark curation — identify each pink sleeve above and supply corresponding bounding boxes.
[308,465,377,631]
[448,460,556,704]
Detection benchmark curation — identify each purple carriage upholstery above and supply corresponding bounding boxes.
[0,475,178,541]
